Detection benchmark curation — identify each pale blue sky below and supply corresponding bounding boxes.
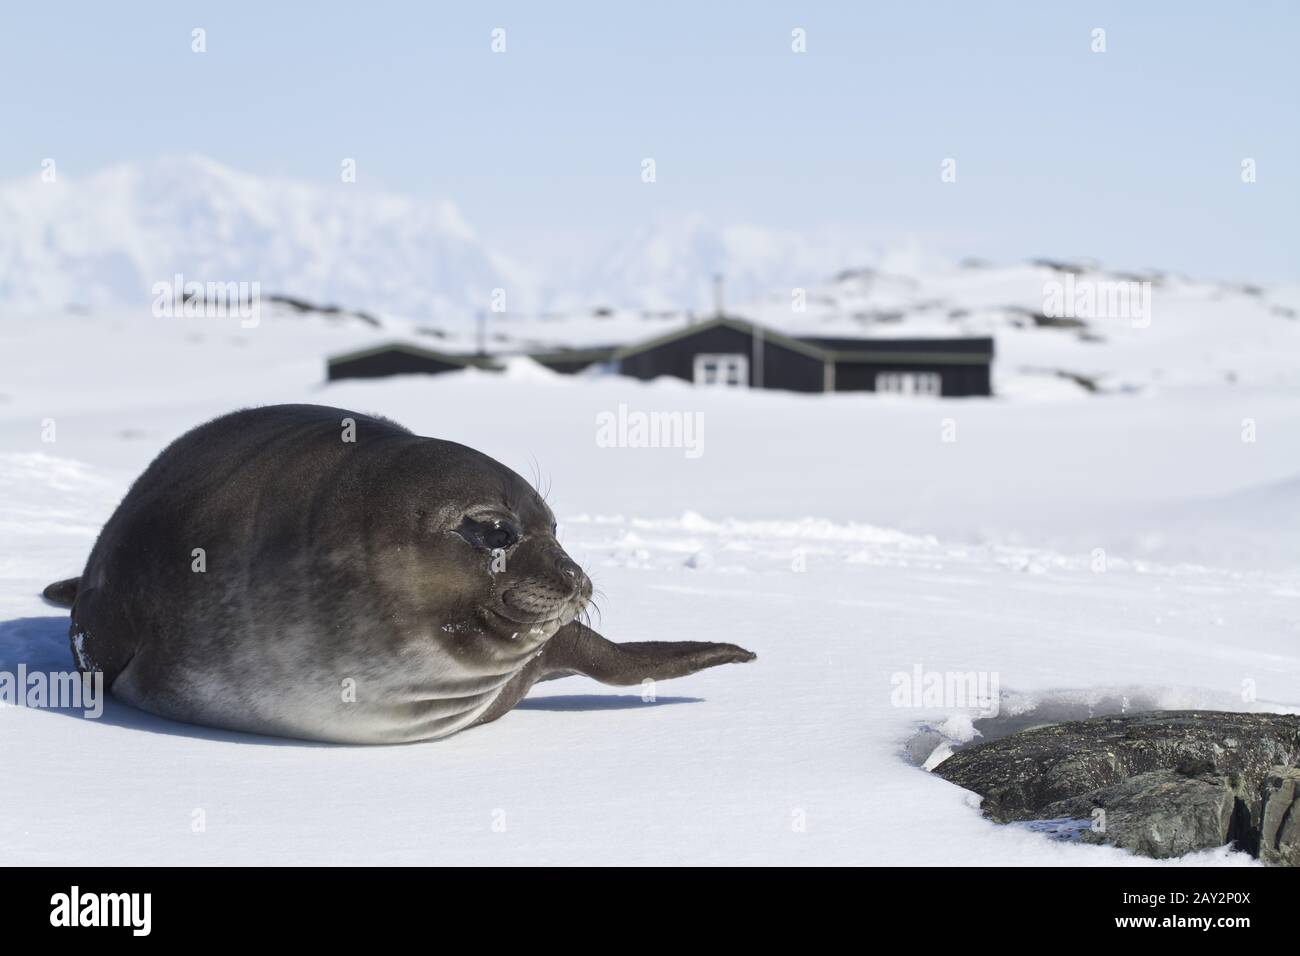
[2,1,1295,280]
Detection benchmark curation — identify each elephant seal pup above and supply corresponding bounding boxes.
[43,404,754,743]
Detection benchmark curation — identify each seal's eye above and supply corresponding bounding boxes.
[456,516,519,551]
[483,524,518,550]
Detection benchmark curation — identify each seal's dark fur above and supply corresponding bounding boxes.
[44,404,755,742]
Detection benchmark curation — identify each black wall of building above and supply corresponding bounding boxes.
[532,355,612,375]
[832,361,992,397]
[328,352,464,381]
[618,325,825,392]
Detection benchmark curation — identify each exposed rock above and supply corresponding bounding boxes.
[1258,767,1300,867]
[931,711,1300,864]
[1029,312,1089,330]
[1042,770,1236,860]
[267,293,381,327]
[1030,257,1097,274]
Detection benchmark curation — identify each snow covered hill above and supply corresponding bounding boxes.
[4,156,1297,402]
[0,156,516,320]
[477,262,1300,397]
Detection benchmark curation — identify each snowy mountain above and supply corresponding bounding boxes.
[543,215,896,314]
[0,155,517,321]
[0,156,898,320]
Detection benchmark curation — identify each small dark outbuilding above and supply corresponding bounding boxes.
[616,316,829,392]
[806,335,994,398]
[613,316,994,397]
[327,343,499,382]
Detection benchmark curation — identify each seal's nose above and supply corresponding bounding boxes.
[557,555,580,583]
[555,555,591,601]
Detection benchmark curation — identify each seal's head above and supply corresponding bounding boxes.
[360,437,592,659]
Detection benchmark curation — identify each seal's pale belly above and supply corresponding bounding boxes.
[110,630,541,744]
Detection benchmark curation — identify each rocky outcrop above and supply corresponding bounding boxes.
[932,710,1300,864]
[1258,767,1300,866]
[1042,770,1236,859]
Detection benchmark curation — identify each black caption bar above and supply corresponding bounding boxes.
[0,866,1279,941]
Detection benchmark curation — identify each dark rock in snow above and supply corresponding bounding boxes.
[1043,770,1236,859]
[932,711,1300,864]
[1029,312,1089,330]
[1258,767,1300,867]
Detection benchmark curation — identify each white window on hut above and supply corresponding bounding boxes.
[875,371,941,397]
[693,354,749,387]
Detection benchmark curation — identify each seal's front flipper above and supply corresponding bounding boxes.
[42,577,79,608]
[471,623,755,729]
[541,621,756,686]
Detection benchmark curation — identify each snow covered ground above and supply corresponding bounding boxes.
[0,303,1297,865]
